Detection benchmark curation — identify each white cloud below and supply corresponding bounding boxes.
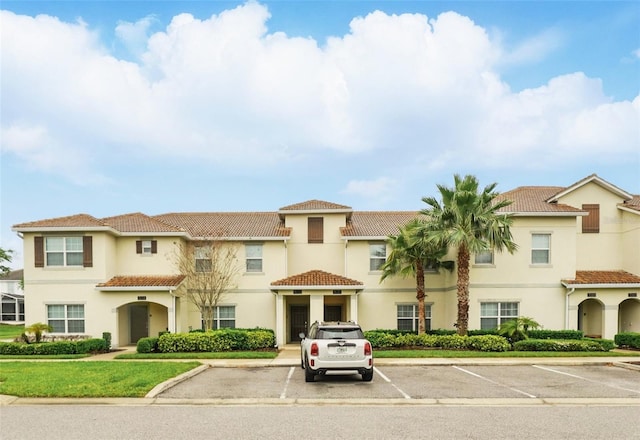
[1,4,638,185]
[341,177,400,203]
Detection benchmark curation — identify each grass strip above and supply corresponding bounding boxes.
[0,324,24,340]
[0,361,200,397]
[116,351,278,360]
[0,354,89,359]
[373,349,640,358]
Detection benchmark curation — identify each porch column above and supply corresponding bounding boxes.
[309,294,324,324]
[350,293,359,322]
[168,294,176,334]
[603,305,618,340]
[275,292,285,347]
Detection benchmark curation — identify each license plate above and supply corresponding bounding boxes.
[336,346,348,353]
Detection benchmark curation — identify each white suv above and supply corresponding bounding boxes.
[299,321,374,382]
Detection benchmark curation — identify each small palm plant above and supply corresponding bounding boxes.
[497,317,541,343]
[24,322,53,343]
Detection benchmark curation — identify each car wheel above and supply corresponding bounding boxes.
[304,360,315,382]
[361,370,374,382]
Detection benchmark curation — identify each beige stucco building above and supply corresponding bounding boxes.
[12,174,640,347]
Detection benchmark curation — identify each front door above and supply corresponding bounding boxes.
[130,304,148,343]
[290,306,308,342]
[324,305,342,321]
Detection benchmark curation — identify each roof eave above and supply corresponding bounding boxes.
[12,226,118,234]
[269,285,364,291]
[561,282,640,289]
[95,286,181,292]
[505,212,588,217]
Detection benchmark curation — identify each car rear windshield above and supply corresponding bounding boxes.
[317,328,364,339]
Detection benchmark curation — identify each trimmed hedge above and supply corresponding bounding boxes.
[155,328,276,353]
[615,332,640,349]
[137,337,159,353]
[0,338,107,355]
[513,339,608,352]
[528,330,583,340]
[363,331,510,352]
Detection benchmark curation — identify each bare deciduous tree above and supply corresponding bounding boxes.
[172,240,242,331]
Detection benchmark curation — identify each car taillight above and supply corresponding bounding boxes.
[311,342,319,356]
[364,342,372,356]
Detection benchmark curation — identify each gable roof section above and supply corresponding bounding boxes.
[547,174,633,203]
[496,186,586,216]
[562,270,640,288]
[279,200,352,211]
[619,195,640,213]
[341,211,419,238]
[153,212,291,240]
[101,213,184,234]
[271,270,363,290]
[96,275,186,291]
[12,214,111,231]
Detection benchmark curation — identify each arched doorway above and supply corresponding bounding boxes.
[117,301,168,345]
[577,299,603,338]
[618,298,640,333]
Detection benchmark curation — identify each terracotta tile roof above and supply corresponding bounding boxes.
[96,275,186,288]
[101,213,183,233]
[562,271,640,285]
[153,212,291,239]
[621,195,640,212]
[341,211,419,237]
[495,187,584,214]
[271,270,363,287]
[279,200,352,211]
[13,214,107,229]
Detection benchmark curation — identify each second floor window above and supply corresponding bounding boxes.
[136,240,157,255]
[531,233,551,264]
[46,237,83,266]
[245,243,263,272]
[195,246,212,272]
[582,204,600,233]
[308,217,324,243]
[369,243,386,271]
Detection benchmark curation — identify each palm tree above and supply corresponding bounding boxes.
[497,316,541,343]
[380,219,453,334]
[420,174,517,335]
[25,322,53,343]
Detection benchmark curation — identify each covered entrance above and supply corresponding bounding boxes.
[116,301,169,345]
[578,299,603,338]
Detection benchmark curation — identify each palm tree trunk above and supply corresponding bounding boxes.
[416,261,426,334]
[456,244,470,335]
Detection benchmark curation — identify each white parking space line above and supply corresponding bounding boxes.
[453,366,537,398]
[280,367,295,399]
[374,367,412,399]
[532,365,640,395]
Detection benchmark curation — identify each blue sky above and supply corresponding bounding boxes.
[1,0,639,269]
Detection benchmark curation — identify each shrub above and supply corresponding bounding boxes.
[156,328,275,353]
[467,335,511,352]
[0,338,106,355]
[513,339,606,352]
[584,338,615,351]
[137,337,159,353]
[614,332,640,349]
[76,338,107,354]
[102,332,112,351]
[528,330,583,340]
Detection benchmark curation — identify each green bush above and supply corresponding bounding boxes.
[156,328,275,353]
[528,330,583,340]
[0,338,106,355]
[584,338,615,351]
[102,332,112,351]
[614,332,640,349]
[467,335,511,352]
[137,337,159,353]
[513,339,606,352]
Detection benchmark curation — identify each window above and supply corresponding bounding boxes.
[1,295,24,321]
[397,304,431,332]
[480,302,518,330]
[45,237,83,266]
[531,233,550,264]
[369,243,386,271]
[582,204,600,233]
[474,250,494,265]
[308,217,324,243]
[136,240,157,254]
[245,243,263,272]
[195,246,212,272]
[202,306,236,329]
[47,304,85,333]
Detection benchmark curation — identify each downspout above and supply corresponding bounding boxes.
[565,286,575,330]
[344,239,348,276]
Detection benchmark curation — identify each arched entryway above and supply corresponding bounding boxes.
[618,298,640,333]
[117,301,168,345]
[577,298,604,338]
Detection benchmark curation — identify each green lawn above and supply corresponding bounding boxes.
[0,324,24,340]
[0,361,200,397]
[373,349,640,358]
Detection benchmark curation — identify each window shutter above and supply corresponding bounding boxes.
[136,240,142,254]
[582,204,600,233]
[151,240,158,254]
[308,217,324,243]
[83,236,93,267]
[34,236,44,267]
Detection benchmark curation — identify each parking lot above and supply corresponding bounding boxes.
[158,364,640,401]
